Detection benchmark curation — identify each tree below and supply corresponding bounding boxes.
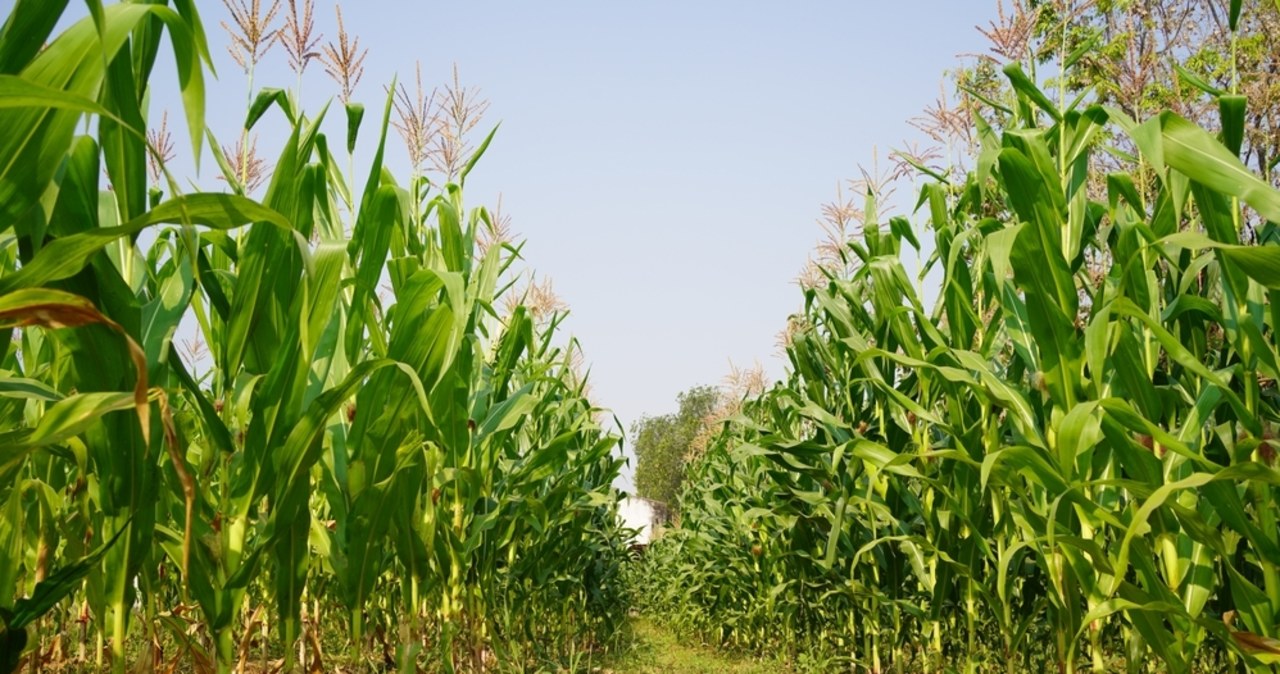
[631,385,722,508]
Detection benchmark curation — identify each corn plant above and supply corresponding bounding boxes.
[0,1,630,672]
[637,4,1280,672]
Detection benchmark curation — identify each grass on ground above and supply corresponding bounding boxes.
[599,618,787,674]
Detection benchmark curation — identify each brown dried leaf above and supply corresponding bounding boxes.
[0,289,151,445]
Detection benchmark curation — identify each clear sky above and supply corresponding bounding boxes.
[25,0,1000,490]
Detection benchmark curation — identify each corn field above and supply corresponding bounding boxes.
[8,0,1280,673]
[0,1,629,672]
[634,2,1280,673]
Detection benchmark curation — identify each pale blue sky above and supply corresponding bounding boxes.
[26,0,1000,489]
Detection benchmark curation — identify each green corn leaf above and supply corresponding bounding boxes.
[1173,63,1225,98]
[1157,111,1280,223]
[245,87,293,129]
[1003,63,1061,123]
[1159,232,1280,289]
[0,74,123,121]
[0,378,62,402]
[460,124,499,185]
[1063,30,1100,71]
[345,101,364,155]
[0,0,71,73]
[8,517,132,629]
[0,193,290,294]
[1219,95,1246,157]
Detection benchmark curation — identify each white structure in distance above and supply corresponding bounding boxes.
[618,496,669,547]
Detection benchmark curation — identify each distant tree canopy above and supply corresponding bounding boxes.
[631,385,722,508]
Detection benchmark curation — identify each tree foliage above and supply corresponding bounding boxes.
[632,385,722,508]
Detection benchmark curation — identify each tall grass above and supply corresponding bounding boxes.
[0,2,629,672]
